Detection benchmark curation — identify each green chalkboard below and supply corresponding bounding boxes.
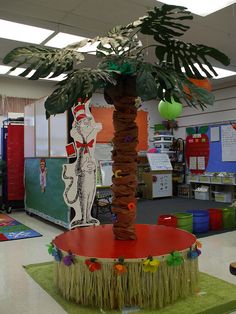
[25,158,70,227]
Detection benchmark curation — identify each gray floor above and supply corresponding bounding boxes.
[98,197,230,225]
[136,197,229,224]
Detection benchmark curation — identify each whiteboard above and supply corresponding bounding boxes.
[50,112,67,157]
[147,153,173,171]
[35,99,49,157]
[221,125,236,161]
[24,102,35,157]
[99,160,113,186]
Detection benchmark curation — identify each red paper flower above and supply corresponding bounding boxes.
[128,202,135,211]
[85,258,101,272]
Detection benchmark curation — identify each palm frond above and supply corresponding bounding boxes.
[155,41,230,78]
[45,68,116,118]
[3,46,85,79]
[140,5,193,40]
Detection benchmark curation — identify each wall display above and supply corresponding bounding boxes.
[187,124,236,173]
[62,98,102,229]
[147,153,173,171]
[221,124,236,162]
[186,127,209,174]
[91,107,148,151]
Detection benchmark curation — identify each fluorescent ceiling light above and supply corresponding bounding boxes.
[0,65,11,74]
[9,67,65,81]
[212,67,236,79]
[158,1,235,17]
[9,67,36,78]
[78,42,99,54]
[0,19,54,44]
[181,63,236,79]
[40,73,67,81]
[45,32,99,54]
[45,32,87,48]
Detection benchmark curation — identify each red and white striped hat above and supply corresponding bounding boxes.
[72,98,88,121]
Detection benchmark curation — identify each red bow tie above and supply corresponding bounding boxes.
[76,139,94,154]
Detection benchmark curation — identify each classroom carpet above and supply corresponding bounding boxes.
[24,261,236,314]
[0,213,42,241]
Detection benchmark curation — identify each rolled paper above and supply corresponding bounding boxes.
[115,170,122,178]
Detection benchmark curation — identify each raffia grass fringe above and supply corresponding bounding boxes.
[54,250,199,310]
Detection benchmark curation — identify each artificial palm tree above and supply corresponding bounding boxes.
[3,4,230,240]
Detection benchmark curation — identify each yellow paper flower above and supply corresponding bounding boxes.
[143,257,160,273]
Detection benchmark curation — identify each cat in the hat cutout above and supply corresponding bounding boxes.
[62,98,102,229]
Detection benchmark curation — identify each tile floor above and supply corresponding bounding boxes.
[0,211,236,314]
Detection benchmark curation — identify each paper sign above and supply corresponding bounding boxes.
[210,127,220,142]
[147,153,172,171]
[197,156,205,170]
[189,156,197,170]
[222,125,236,161]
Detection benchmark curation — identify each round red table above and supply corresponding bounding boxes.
[52,224,198,310]
[53,224,196,259]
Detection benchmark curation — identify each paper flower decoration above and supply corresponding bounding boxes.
[114,263,127,274]
[85,258,101,272]
[196,241,202,248]
[52,248,62,262]
[188,249,199,260]
[128,202,135,211]
[114,256,127,275]
[167,251,183,266]
[63,252,74,266]
[152,176,157,183]
[143,256,160,273]
[124,135,134,143]
[196,249,201,256]
[47,242,54,255]
[111,213,118,222]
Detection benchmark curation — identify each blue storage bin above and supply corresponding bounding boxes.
[185,209,209,233]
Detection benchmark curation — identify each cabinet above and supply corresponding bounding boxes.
[142,171,172,199]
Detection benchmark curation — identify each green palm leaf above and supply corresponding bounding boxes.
[45,68,116,117]
[3,46,85,79]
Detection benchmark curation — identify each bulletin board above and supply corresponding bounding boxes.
[91,107,148,151]
[187,124,236,173]
[25,157,70,228]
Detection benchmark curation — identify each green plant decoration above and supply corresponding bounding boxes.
[3,4,230,240]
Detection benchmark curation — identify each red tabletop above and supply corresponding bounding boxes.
[53,224,196,259]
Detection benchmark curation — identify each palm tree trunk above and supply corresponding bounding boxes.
[111,96,138,240]
[104,75,138,240]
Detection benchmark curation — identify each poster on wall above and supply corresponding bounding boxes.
[221,125,236,161]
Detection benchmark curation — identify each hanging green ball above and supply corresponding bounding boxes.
[158,97,183,120]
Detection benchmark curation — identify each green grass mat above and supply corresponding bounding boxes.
[24,262,236,314]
